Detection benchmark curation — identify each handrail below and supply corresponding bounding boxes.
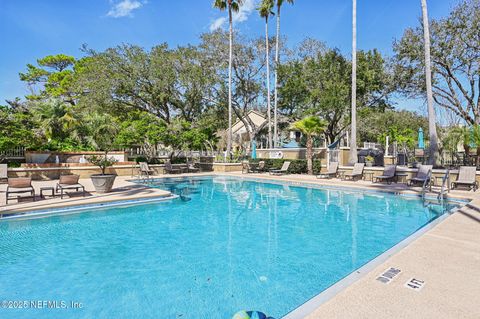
[438,169,450,206]
[421,169,432,199]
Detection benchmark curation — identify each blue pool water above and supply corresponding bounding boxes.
[0,176,458,319]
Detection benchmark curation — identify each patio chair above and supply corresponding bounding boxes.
[373,165,397,184]
[164,160,182,174]
[249,161,266,173]
[242,161,251,174]
[451,166,478,191]
[6,177,35,204]
[56,174,85,199]
[139,162,155,178]
[186,160,199,173]
[343,163,365,181]
[0,164,7,182]
[408,164,432,186]
[316,162,338,179]
[269,161,291,176]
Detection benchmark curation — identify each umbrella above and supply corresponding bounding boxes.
[251,140,257,159]
[417,128,424,149]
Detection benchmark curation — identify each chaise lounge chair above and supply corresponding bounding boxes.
[451,166,478,191]
[56,174,85,199]
[0,164,7,182]
[408,164,432,186]
[316,162,339,179]
[6,177,35,204]
[373,164,397,184]
[139,162,155,178]
[251,161,265,173]
[269,161,291,176]
[165,160,182,174]
[343,163,365,181]
[186,160,199,173]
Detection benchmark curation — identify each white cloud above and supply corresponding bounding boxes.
[107,0,143,18]
[210,0,257,31]
[210,17,227,31]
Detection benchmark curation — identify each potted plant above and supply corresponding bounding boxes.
[365,155,375,167]
[86,113,119,193]
[88,154,118,193]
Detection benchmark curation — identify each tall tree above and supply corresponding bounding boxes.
[19,54,79,104]
[278,47,392,144]
[290,116,326,175]
[213,0,244,156]
[393,1,480,125]
[273,0,294,147]
[348,0,358,164]
[421,0,439,166]
[201,32,267,151]
[259,0,275,149]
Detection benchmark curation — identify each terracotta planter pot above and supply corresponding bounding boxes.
[90,174,116,193]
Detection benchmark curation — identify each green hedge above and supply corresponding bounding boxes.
[250,158,323,174]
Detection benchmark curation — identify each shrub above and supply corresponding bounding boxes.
[88,155,118,175]
[250,158,323,174]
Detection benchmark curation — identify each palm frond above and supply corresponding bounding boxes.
[213,0,227,11]
[258,0,275,18]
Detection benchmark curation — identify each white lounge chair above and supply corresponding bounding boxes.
[451,166,478,191]
[343,163,365,181]
[139,162,155,178]
[269,161,291,176]
[317,162,338,179]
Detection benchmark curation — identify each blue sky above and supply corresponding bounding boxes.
[0,0,455,111]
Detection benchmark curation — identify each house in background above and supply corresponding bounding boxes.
[222,110,314,153]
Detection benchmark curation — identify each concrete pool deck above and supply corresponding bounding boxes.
[1,172,479,318]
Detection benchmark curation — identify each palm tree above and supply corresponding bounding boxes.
[448,126,472,164]
[420,0,439,166]
[259,0,275,149]
[290,116,327,175]
[213,0,244,157]
[273,0,294,148]
[348,0,358,164]
[32,99,76,142]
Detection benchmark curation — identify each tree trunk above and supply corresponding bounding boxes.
[227,6,234,156]
[348,0,358,164]
[421,0,440,167]
[265,18,272,149]
[274,5,281,148]
[306,135,313,175]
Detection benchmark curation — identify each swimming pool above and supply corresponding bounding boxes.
[0,176,460,318]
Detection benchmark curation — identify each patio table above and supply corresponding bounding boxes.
[395,173,408,184]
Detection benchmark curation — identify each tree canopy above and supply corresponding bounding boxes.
[393,0,480,125]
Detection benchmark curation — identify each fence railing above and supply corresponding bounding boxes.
[125,147,217,159]
[0,147,25,158]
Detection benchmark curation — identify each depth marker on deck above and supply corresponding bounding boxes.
[405,278,425,291]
